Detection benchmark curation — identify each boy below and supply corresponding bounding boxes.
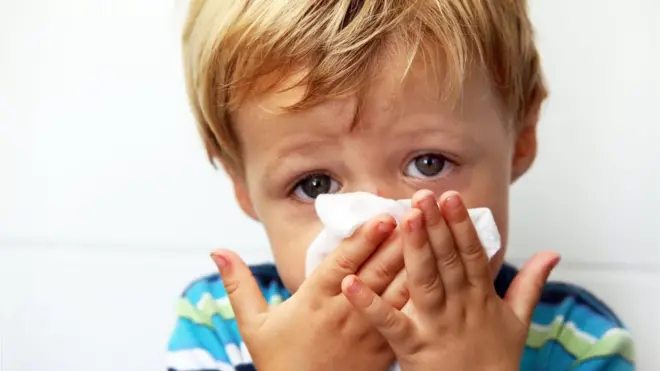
[167,0,635,370]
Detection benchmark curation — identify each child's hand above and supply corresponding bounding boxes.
[341,190,561,371]
[211,215,408,371]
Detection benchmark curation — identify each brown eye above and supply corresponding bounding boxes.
[293,174,340,201]
[405,154,454,178]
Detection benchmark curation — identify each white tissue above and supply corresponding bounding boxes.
[305,192,502,277]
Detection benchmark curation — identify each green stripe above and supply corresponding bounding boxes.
[268,294,283,306]
[176,294,236,327]
[526,319,634,363]
[575,330,634,364]
[177,294,285,327]
[176,298,213,328]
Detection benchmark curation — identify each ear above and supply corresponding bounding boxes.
[510,101,541,183]
[220,160,260,221]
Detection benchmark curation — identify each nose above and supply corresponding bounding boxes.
[356,183,410,200]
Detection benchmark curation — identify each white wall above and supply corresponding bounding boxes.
[0,0,658,370]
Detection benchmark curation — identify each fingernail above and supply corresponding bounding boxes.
[408,215,422,231]
[444,193,462,211]
[420,195,436,212]
[211,252,229,272]
[550,254,562,268]
[347,277,362,295]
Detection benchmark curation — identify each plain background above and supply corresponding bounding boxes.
[0,0,658,370]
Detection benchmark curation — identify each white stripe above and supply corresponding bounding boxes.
[225,343,243,365]
[195,293,213,309]
[564,321,598,343]
[240,342,253,364]
[166,349,234,371]
[215,297,232,308]
[530,314,611,344]
[529,315,566,332]
[601,327,633,341]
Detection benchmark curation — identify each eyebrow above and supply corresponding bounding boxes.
[390,122,477,147]
[262,138,335,182]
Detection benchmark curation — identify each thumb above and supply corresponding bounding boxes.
[504,251,561,325]
[211,249,269,328]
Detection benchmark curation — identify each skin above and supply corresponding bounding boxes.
[227,54,539,293]
[210,50,555,371]
[340,191,560,371]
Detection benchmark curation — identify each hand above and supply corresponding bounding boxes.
[341,190,560,371]
[211,214,409,371]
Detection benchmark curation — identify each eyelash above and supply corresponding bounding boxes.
[286,170,338,194]
[286,152,459,200]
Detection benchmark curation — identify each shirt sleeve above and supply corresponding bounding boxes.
[524,283,635,371]
[166,274,249,371]
[166,266,288,371]
[570,328,635,370]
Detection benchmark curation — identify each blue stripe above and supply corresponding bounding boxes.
[523,337,578,370]
[576,355,635,370]
[181,274,227,303]
[211,314,242,348]
[520,347,540,370]
[532,300,623,339]
[167,318,231,363]
[180,265,290,305]
[540,282,624,328]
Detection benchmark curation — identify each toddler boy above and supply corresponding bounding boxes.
[167,1,634,370]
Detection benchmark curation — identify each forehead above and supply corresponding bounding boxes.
[232,54,503,146]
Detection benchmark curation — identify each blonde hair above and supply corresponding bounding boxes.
[182,0,547,169]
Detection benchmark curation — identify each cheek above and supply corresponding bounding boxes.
[262,211,322,292]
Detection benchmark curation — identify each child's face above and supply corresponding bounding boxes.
[227,55,537,293]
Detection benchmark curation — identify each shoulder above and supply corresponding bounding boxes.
[179,264,289,316]
[528,281,634,369]
[496,264,635,370]
[167,264,288,371]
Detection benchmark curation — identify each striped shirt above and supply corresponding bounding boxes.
[167,263,634,370]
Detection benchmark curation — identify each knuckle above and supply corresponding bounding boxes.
[470,283,493,302]
[335,254,359,273]
[461,240,484,256]
[396,284,410,302]
[372,261,394,282]
[419,273,443,293]
[381,308,399,330]
[223,279,240,296]
[406,338,425,355]
[437,250,461,268]
[461,245,485,263]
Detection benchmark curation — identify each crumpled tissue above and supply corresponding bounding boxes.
[305,192,502,276]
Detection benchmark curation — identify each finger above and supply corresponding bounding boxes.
[211,249,269,328]
[381,268,409,310]
[357,226,404,295]
[504,251,561,325]
[312,214,396,295]
[401,207,445,309]
[440,191,491,288]
[342,275,412,345]
[411,190,465,294]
